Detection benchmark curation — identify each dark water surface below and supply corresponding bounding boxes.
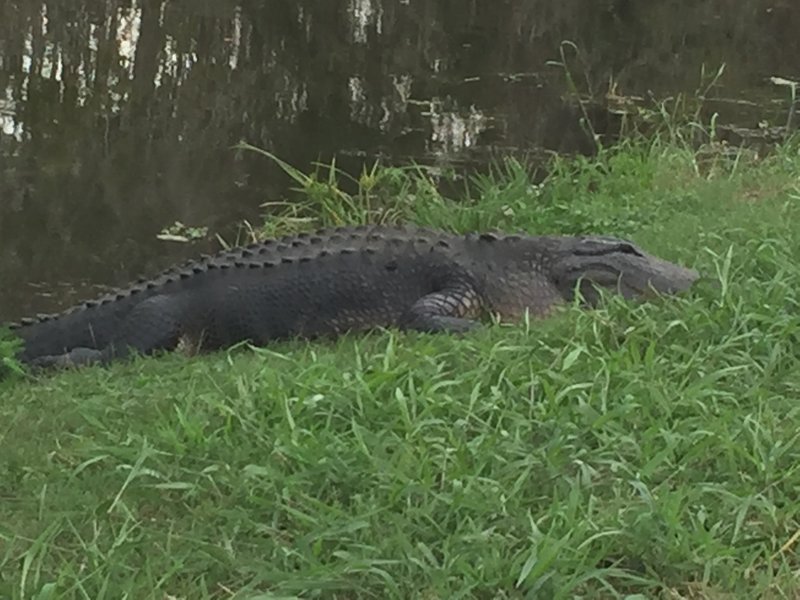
[1,0,798,321]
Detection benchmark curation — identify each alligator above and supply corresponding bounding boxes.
[3,224,700,372]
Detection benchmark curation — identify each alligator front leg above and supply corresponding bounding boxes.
[399,283,483,333]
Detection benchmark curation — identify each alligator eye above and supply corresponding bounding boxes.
[575,238,644,257]
[613,242,644,256]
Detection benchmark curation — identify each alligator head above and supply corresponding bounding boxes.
[549,235,700,306]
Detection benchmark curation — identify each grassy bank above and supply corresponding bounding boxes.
[2,137,800,599]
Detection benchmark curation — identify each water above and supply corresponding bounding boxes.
[1,0,798,322]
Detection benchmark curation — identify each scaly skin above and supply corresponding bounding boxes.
[3,224,700,371]
[8,224,434,362]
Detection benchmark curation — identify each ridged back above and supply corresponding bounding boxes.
[8,224,456,330]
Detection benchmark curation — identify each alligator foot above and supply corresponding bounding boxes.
[30,347,105,370]
[400,314,480,334]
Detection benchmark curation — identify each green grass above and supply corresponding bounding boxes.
[2,138,800,599]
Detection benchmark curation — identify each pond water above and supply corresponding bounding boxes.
[1,0,798,321]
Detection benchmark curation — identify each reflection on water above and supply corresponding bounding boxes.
[1,0,798,321]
